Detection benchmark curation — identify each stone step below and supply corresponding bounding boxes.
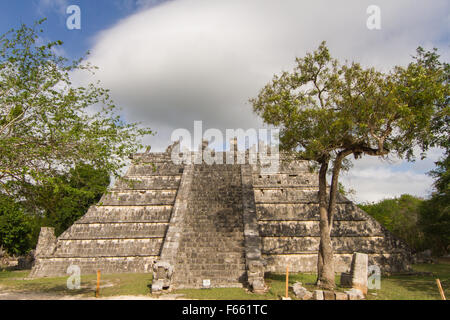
[113,176,181,190]
[253,189,351,204]
[255,203,364,221]
[78,205,173,223]
[171,163,247,288]
[59,222,169,240]
[252,172,318,186]
[100,190,177,206]
[53,238,163,257]
[30,256,155,278]
[173,269,246,278]
[127,163,184,176]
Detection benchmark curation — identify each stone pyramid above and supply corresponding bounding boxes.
[30,140,412,292]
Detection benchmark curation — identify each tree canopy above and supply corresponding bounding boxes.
[0,20,153,255]
[0,19,153,197]
[251,42,447,162]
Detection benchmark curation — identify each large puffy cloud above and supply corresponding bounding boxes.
[77,0,448,201]
[340,148,444,203]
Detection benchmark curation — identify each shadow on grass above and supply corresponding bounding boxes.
[28,284,94,296]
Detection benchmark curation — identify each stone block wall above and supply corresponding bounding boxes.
[30,152,185,278]
[253,156,412,274]
[170,163,247,289]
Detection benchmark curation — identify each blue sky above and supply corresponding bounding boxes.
[0,0,168,59]
[0,0,448,202]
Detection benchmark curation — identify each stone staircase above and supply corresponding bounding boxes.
[30,153,184,277]
[171,164,247,289]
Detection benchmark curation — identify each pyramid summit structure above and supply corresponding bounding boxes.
[30,140,413,292]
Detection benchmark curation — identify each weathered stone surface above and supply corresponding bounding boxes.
[350,252,368,294]
[59,222,169,240]
[335,292,348,300]
[292,282,312,300]
[258,220,383,237]
[261,236,401,254]
[171,164,246,289]
[30,152,184,278]
[263,253,410,274]
[251,279,266,293]
[256,203,366,221]
[242,165,265,293]
[151,261,174,292]
[30,144,413,288]
[78,205,173,224]
[323,290,336,300]
[254,188,350,204]
[100,190,177,206]
[114,176,181,190]
[152,165,194,291]
[35,228,57,258]
[313,290,324,300]
[30,256,155,277]
[345,288,365,300]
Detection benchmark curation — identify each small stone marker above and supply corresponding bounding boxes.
[350,252,368,294]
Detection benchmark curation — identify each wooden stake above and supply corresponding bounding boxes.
[96,270,101,298]
[285,266,289,298]
[436,279,446,300]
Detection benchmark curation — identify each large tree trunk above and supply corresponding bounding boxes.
[316,158,335,289]
[316,152,349,289]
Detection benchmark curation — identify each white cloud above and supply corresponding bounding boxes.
[75,0,448,201]
[114,0,171,12]
[341,164,435,203]
[340,148,444,203]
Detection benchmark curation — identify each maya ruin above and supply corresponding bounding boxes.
[30,139,413,293]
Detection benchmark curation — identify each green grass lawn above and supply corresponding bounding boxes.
[0,262,448,300]
[0,269,153,298]
[172,273,321,300]
[366,263,449,300]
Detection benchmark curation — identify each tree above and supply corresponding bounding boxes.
[0,19,152,200]
[0,194,34,255]
[250,42,448,288]
[418,64,449,255]
[359,194,425,251]
[419,150,450,255]
[19,163,110,237]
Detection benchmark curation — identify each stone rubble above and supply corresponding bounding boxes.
[292,282,313,300]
